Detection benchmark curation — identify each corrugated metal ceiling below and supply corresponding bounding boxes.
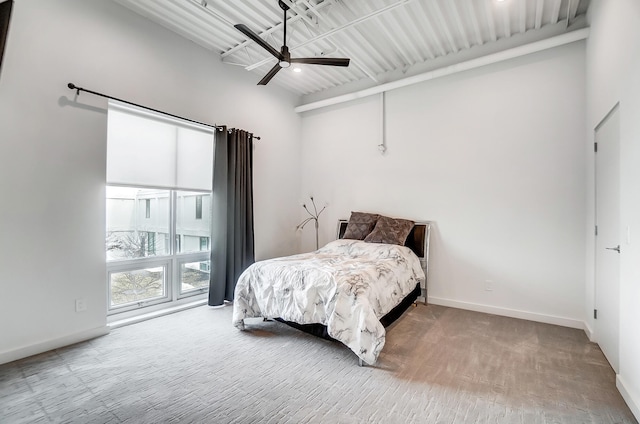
[113,0,590,97]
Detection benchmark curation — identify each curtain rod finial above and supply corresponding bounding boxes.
[67,82,81,95]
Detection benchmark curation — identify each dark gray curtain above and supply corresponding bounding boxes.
[208,127,255,306]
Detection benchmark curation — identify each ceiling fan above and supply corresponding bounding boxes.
[234,0,351,85]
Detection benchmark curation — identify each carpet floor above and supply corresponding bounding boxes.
[0,304,636,424]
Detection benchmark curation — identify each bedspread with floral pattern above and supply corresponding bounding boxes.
[232,239,425,365]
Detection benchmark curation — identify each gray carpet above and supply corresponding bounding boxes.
[0,304,636,424]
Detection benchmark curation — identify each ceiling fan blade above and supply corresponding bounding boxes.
[258,63,282,85]
[234,24,282,60]
[290,57,351,67]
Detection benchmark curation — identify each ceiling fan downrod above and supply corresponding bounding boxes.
[279,0,290,68]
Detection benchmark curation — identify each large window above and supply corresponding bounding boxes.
[106,101,214,314]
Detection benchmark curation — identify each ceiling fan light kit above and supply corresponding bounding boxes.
[234,0,350,85]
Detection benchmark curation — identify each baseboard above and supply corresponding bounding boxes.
[617,374,640,421]
[428,296,584,329]
[0,325,110,366]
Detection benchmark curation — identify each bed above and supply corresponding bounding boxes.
[232,213,432,365]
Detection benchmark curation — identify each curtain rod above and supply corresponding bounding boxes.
[66,83,261,140]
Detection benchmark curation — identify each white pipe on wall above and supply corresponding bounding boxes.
[378,92,386,154]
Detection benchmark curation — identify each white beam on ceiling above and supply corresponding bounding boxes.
[295,28,589,113]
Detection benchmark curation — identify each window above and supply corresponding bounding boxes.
[106,101,214,315]
[195,195,203,220]
[146,232,156,255]
[176,191,211,254]
[180,260,210,295]
[109,266,166,307]
[199,236,209,251]
[106,187,170,261]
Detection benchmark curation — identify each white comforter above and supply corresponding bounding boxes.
[232,239,425,365]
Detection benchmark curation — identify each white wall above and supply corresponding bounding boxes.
[0,0,302,364]
[300,42,587,328]
[586,0,640,418]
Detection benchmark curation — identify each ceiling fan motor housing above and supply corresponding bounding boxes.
[279,45,291,68]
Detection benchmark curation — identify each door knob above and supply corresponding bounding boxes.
[606,245,621,253]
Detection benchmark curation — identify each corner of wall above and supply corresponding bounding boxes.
[583,320,595,342]
[617,375,640,422]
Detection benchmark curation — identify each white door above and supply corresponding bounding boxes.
[594,104,620,373]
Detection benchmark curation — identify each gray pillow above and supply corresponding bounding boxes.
[364,215,414,246]
[342,212,380,240]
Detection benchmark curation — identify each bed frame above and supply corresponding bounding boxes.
[337,219,432,303]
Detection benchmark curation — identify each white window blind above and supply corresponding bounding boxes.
[107,100,214,191]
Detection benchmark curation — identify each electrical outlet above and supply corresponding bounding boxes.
[484,280,493,291]
[75,298,87,312]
